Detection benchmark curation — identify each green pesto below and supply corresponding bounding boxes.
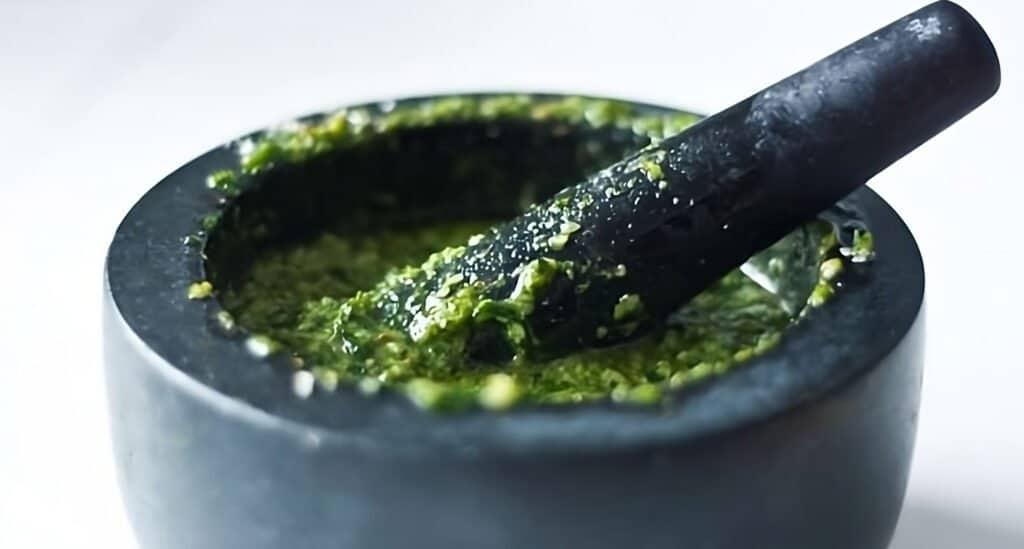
[211,95,700,193]
[222,219,845,412]
[206,94,857,412]
[187,280,214,300]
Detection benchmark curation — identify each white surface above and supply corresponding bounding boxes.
[1,0,1021,546]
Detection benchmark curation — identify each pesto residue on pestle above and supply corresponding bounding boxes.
[201,95,871,412]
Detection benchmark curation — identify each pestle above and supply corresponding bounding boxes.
[351,0,1000,361]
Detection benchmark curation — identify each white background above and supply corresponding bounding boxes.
[1,0,1021,546]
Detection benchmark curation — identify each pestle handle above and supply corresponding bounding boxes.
[345,1,1000,362]
[512,0,1000,355]
[682,0,1002,224]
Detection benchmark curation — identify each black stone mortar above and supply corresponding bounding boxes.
[104,94,925,549]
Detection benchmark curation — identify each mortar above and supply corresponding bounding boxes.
[104,93,924,549]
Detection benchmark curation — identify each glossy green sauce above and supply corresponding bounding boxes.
[204,95,867,412]
[221,219,845,412]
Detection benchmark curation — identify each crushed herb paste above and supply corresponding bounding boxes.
[222,220,843,412]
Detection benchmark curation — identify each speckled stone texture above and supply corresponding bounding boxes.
[106,92,924,549]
